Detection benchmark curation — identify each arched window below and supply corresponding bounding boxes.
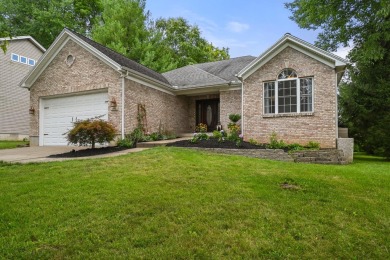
[278,68,297,79]
[263,68,313,114]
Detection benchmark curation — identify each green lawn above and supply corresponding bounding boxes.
[0,140,28,149]
[0,148,389,259]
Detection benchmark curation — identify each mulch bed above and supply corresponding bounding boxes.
[48,146,129,158]
[166,138,268,149]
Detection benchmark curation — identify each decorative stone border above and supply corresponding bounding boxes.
[187,147,351,164]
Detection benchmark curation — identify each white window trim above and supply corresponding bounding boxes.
[20,56,28,64]
[28,58,36,66]
[11,53,19,62]
[263,76,314,115]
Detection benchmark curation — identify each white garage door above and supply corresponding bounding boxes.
[41,92,108,146]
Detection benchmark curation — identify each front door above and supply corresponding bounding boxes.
[196,99,219,131]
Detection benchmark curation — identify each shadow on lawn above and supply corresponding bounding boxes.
[353,153,389,163]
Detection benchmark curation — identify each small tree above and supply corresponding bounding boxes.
[66,116,116,149]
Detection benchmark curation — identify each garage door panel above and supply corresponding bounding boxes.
[42,92,109,146]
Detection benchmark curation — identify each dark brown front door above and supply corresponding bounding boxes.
[196,99,219,131]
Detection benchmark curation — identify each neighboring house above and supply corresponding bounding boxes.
[0,36,45,140]
[19,29,347,148]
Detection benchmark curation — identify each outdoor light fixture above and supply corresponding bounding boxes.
[29,106,35,115]
[110,97,117,110]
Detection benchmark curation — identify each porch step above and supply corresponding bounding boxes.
[180,133,195,138]
[179,132,214,138]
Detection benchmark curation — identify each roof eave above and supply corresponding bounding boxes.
[174,82,241,95]
[237,34,349,80]
[0,36,46,52]
[19,29,122,89]
[121,66,173,89]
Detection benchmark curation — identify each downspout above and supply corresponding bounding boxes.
[121,72,126,139]
[238,76,244,138]
[335,71,338,140]
[335,69,346,141]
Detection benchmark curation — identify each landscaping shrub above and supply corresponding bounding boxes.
[306,141,320,149]
[267,132,287,149]
[249,138,259,145]
[227,114,242,147]
[190,123,209,143]
[66,116,116,149]
[213,130,226,143]
[117,137,135,148]
[228,113,241,123]
[287,143,305,151]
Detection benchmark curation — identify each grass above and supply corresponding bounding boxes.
[0,140,29,149]
[0,148,389,259]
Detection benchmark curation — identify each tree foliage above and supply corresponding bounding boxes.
[92,0,149,63]
[66,117,116,149]
[0,0,103,49]
[143,17,230,72]
[286,0,390,158]
[1,0,229,71]
[92,1,229,72]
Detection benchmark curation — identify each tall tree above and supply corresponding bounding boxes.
[92,0,150,63]
[286,0,390,158]
[92,1,229,72]
[0,0,102,49]
[143,17,229,72]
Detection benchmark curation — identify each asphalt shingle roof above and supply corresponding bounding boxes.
[70,30,170,85]
[70,29,255,89]
[163,56,256,88]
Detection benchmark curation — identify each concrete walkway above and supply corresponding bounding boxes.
[0,137,189,164]
[136,137,189,148]
[0,146,148,164]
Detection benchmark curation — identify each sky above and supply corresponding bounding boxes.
[145,0,350,59]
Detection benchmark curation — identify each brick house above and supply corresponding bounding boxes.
[0,36,45,140]
[19,29,347,147]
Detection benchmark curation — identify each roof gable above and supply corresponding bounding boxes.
[237,33,348,80]
[71,31,170,85]
[20,28,170,89]
[0,36,46,52]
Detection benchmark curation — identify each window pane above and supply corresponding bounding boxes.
[264,82,275,114]
[28,59,35,66]
[20,56,27,64]
[278,80,297,114]
[11,53,19,62]
[300,78,313,112]
[278,68,298,79]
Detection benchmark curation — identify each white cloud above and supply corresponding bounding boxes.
[333,46,352,59]
[226,21,250,33]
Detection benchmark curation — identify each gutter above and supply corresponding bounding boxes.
[120,71,127,139]
[121,66,175,91]
[335,69,346,140]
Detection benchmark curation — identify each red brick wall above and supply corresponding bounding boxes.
[243,47,337,148]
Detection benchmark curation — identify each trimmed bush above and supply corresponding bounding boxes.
[66,117,116,149]
[228,114,241,123]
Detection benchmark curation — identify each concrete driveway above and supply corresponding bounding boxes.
[0,146,147,164]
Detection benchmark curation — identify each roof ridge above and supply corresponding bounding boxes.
[189,64,228,83]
